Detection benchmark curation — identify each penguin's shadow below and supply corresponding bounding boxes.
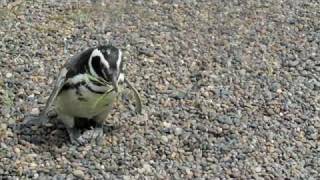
[12,118,118,147]
[12,120,70,147]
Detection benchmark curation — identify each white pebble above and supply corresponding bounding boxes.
[30,162,37,168]
[142,163,152,174]
[174,127,183,136]
[161,135,168,143]
[163,122,171,128]
[34,90,41,95]
[30,108,40,115]
[5,73,12,78]
[255,166,262,173]
[14,147,21,156]
[73,169,85,178]
[0,123,7,130]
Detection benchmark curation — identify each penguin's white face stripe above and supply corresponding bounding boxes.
[100,55,110,70]
[89,49,110,77]
[116,49,122,71]
[89,49,101,77]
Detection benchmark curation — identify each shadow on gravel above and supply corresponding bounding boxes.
[9,119,120,148]
[10,121,69,147]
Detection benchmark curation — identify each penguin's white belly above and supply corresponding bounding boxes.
[54,86,116,118]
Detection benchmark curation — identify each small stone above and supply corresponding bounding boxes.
[202,91,210,97]
[34,90,41,95]
[186,168,193,176]
[5,128,13,137]
[14,147,21,156]
[33,173,39,179]
[30,162,37,168]
[215,127,223,134]
[53,174,66,180]
[5,73,12,78]
[30,108,40,115]
[4,113,10,118]
[218,116,233,125]
[0,123,7,130]
[8,118,16,124]
[17,88,25,96]
[27,94,35,101]
[73,169,85,178]
[142,163,152,174]
[174,127,183,136]
[255,166,262,173]
[163,122,171,128]
[276,88,283,94]
[172,91,186,100]
[138,47,154,57]
[66,174,74,180]
[288,60,299,67]
[161,135,169,143]
[0,143,8,149]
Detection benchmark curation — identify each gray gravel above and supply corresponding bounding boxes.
[0,0,319,179]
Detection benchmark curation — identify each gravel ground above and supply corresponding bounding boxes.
[0,0,319,179]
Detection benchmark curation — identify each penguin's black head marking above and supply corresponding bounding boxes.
[88,45,123,90]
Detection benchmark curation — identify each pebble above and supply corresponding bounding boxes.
[161,135,169,143]
[30,108,40,115]
[0,142,8,149]
[255,166,262,173]
[5,73,12,78]
[34,90,41,95]
[66,174,74,180]
[14,147,21,156]
[73,169,85,178]
[163,122,172,128]
[30,162,37,168]
[288,60,300,67]
[33,173,39,179]
[142,163,152,174]
[27,94,35,101]
[174,127,183,136]
[0,123,7,130]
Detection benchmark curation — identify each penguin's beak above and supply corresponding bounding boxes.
[112,73,119,92]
